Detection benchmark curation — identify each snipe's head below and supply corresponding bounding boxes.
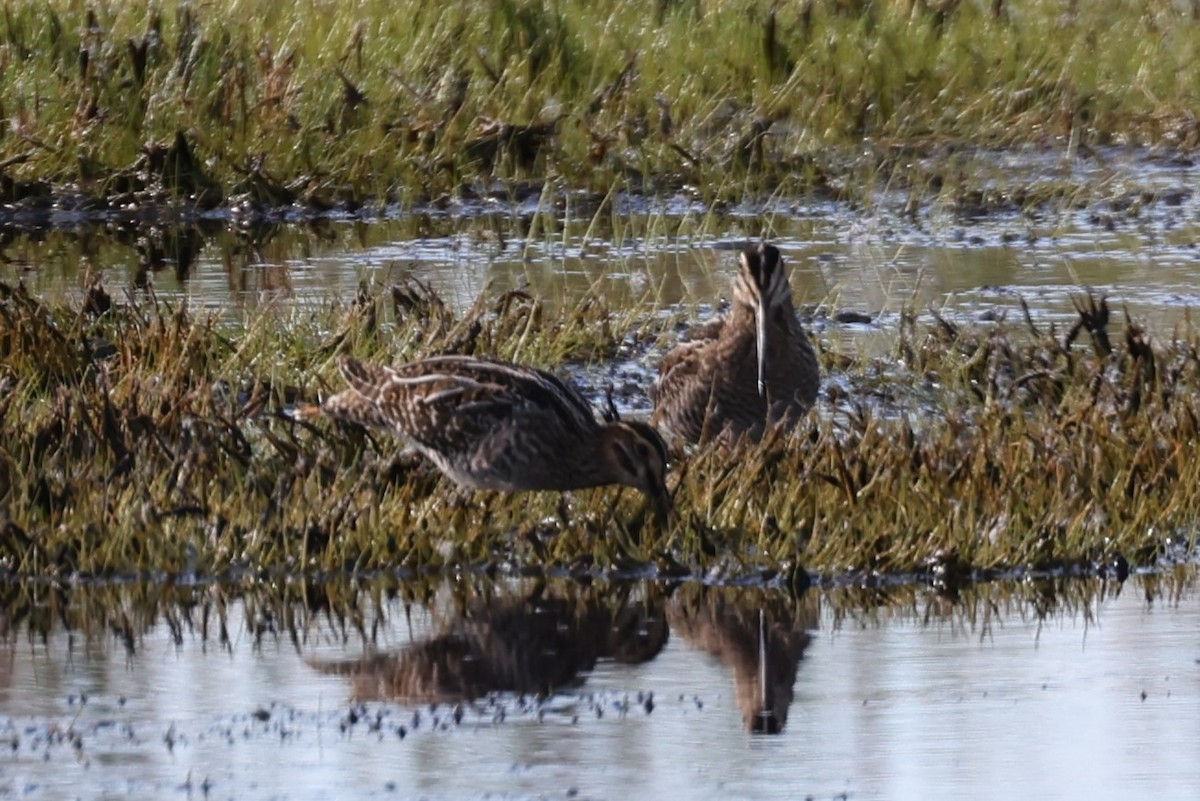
[602,420,673,524]
[732,244,791,397]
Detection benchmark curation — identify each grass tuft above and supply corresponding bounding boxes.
[0,278,1197,581]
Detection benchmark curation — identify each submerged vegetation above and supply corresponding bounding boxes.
[0,278,1196,581]
[1,0,1199,212]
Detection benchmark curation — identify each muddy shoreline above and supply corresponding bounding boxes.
[2,142,1196,232]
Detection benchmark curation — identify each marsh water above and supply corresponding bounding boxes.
[4,148,1200,346]
[4,146,1200,799]
[0,575,1197,801]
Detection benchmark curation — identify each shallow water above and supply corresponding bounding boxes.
[4,151,1200,800]
[0,576,1196,801]
[4,146,1200,351]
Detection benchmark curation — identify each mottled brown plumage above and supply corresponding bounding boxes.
[651,243,820,444]
[314,354,672,520]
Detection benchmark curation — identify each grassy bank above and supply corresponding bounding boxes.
[1,1,1199,209]
[0,279,1196,581]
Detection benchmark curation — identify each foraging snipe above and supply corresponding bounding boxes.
[651,243,819,444]
[309,354,672,520]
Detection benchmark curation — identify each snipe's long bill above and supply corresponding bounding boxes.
[651,243,819,444]
[302,354,673,521]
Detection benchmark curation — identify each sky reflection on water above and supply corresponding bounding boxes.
[0,576,1195,801]
[5,175,1200,346]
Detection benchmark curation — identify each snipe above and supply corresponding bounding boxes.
[651,243,819,444]
[304,354,673,520]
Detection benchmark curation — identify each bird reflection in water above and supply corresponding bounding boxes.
[312,583,668,703]
[667,585,817,734]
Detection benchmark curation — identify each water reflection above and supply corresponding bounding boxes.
[0,577,823,736]
[306,581,818,735]
[0,574,1197,800]
[667,586,817,733]
[313,582,668,703]
[5,196,1200,342]
[0,573,1178,738]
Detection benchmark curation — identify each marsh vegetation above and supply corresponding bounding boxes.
[3,6,1199,801]
[2,1,1199,214]
[1,1,1198,582]
[0,277,1195,581]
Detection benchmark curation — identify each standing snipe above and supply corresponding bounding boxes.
[305,354,672,521]
[651,243,819,444]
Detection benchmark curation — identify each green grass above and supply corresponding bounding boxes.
[1,1,1199,206]
[0,278,1197,581]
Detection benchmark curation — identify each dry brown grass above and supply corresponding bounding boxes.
[1,278,1196,581]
